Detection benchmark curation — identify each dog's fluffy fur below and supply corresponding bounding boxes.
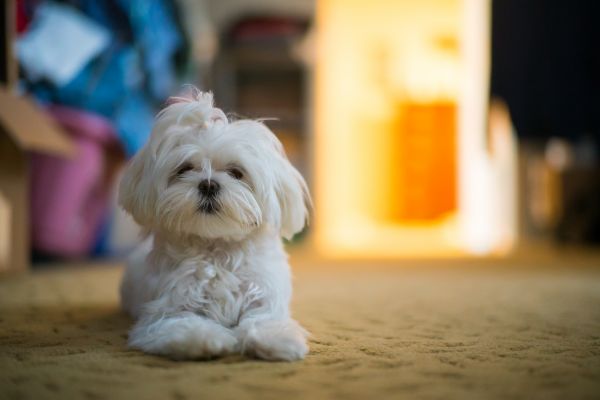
[118,89,310,361]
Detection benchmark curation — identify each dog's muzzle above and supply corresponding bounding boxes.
[198,179,220,214]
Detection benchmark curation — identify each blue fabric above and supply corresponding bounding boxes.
[114,91,155,157]
[55,46,136,116]
[26,0,186,155]
[118,0,182,101]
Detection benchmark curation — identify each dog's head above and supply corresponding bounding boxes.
[119,89,309,241]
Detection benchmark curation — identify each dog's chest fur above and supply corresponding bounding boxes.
[152,243,263,327]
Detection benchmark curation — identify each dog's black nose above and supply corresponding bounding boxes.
[198,179,220,197]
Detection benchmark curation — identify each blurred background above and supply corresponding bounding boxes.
[1,0,599,271]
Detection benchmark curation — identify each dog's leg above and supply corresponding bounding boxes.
[236,317,309,361]
[128,311,238,360]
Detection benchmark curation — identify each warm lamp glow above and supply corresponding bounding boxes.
[314,0,513,257]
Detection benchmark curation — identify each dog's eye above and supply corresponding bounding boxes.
[227,167,244,180]
[176,163,194,176]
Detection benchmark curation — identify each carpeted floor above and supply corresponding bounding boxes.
[1,253,600,400]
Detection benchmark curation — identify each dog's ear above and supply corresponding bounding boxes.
[242,121,310,240]
[273,154,310,240]
[118,147,154,226]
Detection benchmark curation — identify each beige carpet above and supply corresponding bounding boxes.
[1,254,600,400]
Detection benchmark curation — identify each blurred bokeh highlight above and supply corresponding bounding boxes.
[1,0,599,271]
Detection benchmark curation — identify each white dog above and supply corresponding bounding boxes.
[118,88,310,361]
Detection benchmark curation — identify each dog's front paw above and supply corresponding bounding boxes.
[239,319,309,361]
[129,314,238,360]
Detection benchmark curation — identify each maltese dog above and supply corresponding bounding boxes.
[118,88,310,361]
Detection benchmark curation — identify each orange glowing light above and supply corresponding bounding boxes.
[313,0,513,257]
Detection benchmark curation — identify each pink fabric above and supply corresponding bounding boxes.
[30,105,121,258]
